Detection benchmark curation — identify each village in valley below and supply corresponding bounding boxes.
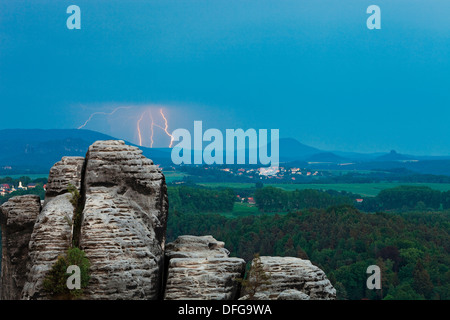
[0,181,46,197]
[174,164,325,184]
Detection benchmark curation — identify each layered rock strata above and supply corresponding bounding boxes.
[164,235,246,300]
[44,156,85,203]
[0,195,41,300]
[20,140,168,300]
[22,157,84,299]
[240,256,336,300]
[80,140,168,299]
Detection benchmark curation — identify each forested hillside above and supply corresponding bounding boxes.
[167,205,450,300]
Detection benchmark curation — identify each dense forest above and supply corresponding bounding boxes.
[254,187,354,212]
[168,186,235,213]
[164,185,450,300]
[167,205,450,300]
[1,179,449,300]
[254,185,450,213]
[357,186,450,212]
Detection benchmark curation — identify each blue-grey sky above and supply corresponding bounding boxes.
[1,0,449,154]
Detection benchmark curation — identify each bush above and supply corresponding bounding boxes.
[237,253,271,299]
[43,247,90,299]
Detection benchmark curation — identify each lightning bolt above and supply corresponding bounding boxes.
[137,112,145,146]
[135,108,174,148]
[149,111,155,148]
[159,108,174,148]
[78,107,130,129]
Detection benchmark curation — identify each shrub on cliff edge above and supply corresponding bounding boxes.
[42,247,90,299]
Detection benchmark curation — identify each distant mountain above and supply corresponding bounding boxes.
[375,150,417,162]
[2,129,450,176]
[278,138,321,162]
[0,129,173,174]
[0,129,114,144]
[0,130,324,174]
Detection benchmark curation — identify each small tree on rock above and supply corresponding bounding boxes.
[237,253,271,299]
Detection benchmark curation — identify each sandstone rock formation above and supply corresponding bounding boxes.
[80,140,168,299]
[0,195,41,300]
[164,235,246,300]
[44,156,85,203]
[21,193,77,299]
[240,256,336,300]
[276,289,311,300]
[165,235,231,259]
[22,157,84,299]
[20,140,168,300]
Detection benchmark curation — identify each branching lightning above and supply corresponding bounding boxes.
[78,107,130,129]
[149,111,155,148]
[78,105,174,148]
[135,108,174,148]
[137,112,145,146]
[159,108,174,148]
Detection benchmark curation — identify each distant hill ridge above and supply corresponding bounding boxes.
[0,129,325,171]
[0,129,172,174]
[375,150,417,161]
[1,129,450,176]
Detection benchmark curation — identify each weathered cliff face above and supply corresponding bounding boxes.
[21,194,77,299]
[0,195,41,300]
[20,140,168,300]
[164,236,246,300]
[22,157,84,300]
[44,156,85,203]
[239,256,336,300]
[80,140,168,299]
[165,235,231,259]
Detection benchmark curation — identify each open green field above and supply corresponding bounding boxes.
[198,182,255,189]
[198,182,450,197]
[163,171,190,183]
[226,202,259,217]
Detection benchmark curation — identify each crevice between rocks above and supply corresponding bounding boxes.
[158,175,170,301]
[71,158,87,248]
[159,254,170,300]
